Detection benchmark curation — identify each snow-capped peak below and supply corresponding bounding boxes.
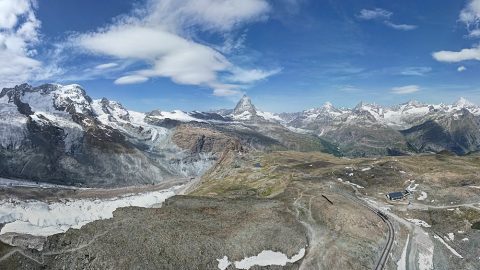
[454,97,475,108]
[0,83,93,115]
[352,102,384,121]
[323,101,333,109]
[304,102,339,114]
[233,95,256,115]
[402,100,424,107]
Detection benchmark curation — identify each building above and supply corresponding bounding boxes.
[386,191,406,201]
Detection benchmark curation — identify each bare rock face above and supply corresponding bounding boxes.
[172,124,242,154]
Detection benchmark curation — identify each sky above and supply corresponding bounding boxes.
[1,0,480,112]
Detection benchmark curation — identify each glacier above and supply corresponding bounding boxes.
[0,185,182,237]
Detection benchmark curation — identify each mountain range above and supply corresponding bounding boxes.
[1,83,479,186]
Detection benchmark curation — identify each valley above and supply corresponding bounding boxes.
[0,84,480,269]
[1,150,480,269]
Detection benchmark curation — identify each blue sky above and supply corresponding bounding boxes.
[2,0,480,112]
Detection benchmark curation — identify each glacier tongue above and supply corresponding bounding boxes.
[0,185,182,237]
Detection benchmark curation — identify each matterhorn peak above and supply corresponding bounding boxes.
[454,97,475,108]
[233,94,256,115]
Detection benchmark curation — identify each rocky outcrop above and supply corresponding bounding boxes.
[172,124,242,154]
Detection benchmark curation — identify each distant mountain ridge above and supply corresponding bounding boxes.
[279,98,480,130]
[276,98,480,156]
[0,83,479,186]
[0,83,333,186]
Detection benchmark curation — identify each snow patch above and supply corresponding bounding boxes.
[417,191,428,201]
[337,178,364,189]
[344,180,364,189]
[406,219,431,228]
[217,256,231,270]
[231,248,306,269]
[406,182,419,192]
[433,234,463,258]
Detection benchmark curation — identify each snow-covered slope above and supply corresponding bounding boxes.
[0,102,27,149]
[0,83,227,187]
[281,98,480,131]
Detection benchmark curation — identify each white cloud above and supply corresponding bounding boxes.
[95,63,119,70]
[458,65,467,72]
[75,0,274,96]
[218,32,247,54]
[213,88,241,96]
[433,1,480,64]
[0,0,35,29]
[114,75,149,85]
[459,0,480,38]
[384,21,417,31]
[400,66,431,76]
[227,68,281,83]
[357,8,417,31]
[469,29,480,37]
[80,26,230,86]
[0,0,43,87]
[432,45,480,62]
[391,85,420,94]
[336,85,361,93]
[357,8,392,20]
[147,0,270,33]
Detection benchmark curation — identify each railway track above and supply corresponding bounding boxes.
[335,189,395,270]
[374,210,395,270]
